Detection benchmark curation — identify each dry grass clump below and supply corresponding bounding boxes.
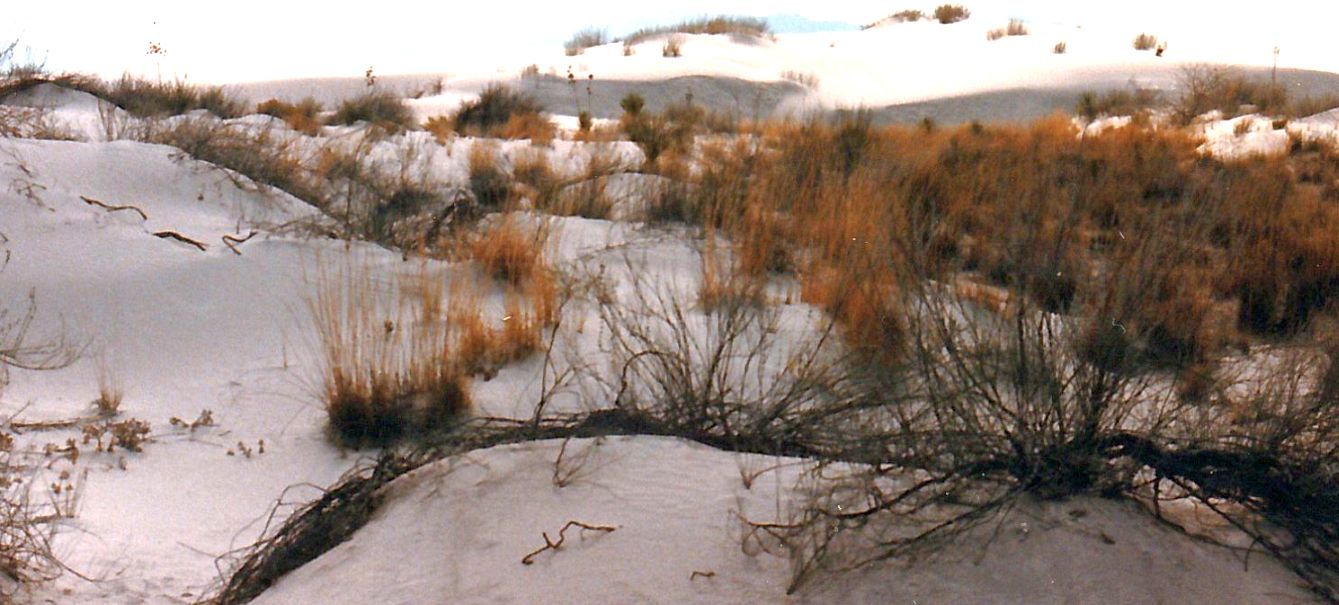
[451,84,548,140]
[145,116,325,207]
[621,16,769,47]
[665,109,1339,367]
[1133,33,1158,51]
[1174,64,1287,123]
[308,263,472,446]
[933,4,971,24]
[468,141,511,209]
[330,89,415,131]
[1075,85,1162,121]
[100,75,246,119]
[463,215,549,287]
[256,97,323,135]
[564,28,608,56]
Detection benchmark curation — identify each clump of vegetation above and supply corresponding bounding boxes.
[1054,41,1068,54]
[100,75,246,119]
[307,264,473,447]
[330,89,415,131]
[1133,33,1158,51]
[662,37,683,58]
[451,84,549,141]
[933,4,971,24]
[256,97,324,135]
[564,28,608,56]
[468,142,511,209]
[1075,85,1162,121]
[620,16,769,47]
[1174,64,1287,123]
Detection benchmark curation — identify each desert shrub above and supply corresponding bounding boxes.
[892,9,924,22]
[564,28,608,56]
[451,84,546,138]
[1288,93,1339,118]
[146,116,325,206]
[1006,19,1028,36]
[986,28,1005,41]
[101,75,245,118]
[933,4,970,24]
[780,70,820,88]
[330,89,415,131]
[1174,64,1287,124]
[1133,33,1158,51]
[1075,85,1162,121]
[1054,41,1067,54]
[620,16,769,47]
[662,37,683,58]
[307,264,472,447]
[620,95,701,167]
[0,283,81,591]
[256,97,323,135]
[467,142,510,209]
[423,114,453,144]
[463,215,546,287]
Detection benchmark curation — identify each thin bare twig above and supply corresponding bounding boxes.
[521,521,617,565]
[222,231,257,256]
[79,196,147,221]
[153,230,207,252]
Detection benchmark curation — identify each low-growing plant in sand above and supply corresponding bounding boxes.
[307,263,473,446]
[330,89,415,131]
[1133,33,1158,51]
[256,97,324,135]
[564,28,608,56]
[620,16,769,47]
[102,75,245,119]
[468,141,511,209]
[451,84,548,139]
[933,4,970,24]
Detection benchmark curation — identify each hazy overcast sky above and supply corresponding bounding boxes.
[3,2,1333,83]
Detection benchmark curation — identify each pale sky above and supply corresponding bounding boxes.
[3,2,1333,83]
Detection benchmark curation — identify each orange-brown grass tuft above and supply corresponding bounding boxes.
[308,262,472,447]
[464,215,547,287]
[256,97,323,135]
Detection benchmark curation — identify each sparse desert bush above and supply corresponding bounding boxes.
[307,263,472,446]
[464,215,547,287]
[101,75,245,119]
[1174,64,1287,123]
[0,282,81,592]
[422,114,453,144]
[1075,85,1162,121]
[892,9,924,22]
[451,84,547,139]
[330,89,415,131]
[1007,19,1028,36]
[1133,33,1158,51]
[780,70,820,88]
[620,94,701,167]
[1054,41,1067,54]
[564,28,608,56]
[256,97,323,135]
[467,141,510,209]
[662,37,683,58]
[933,4,970,24]
[145,116,325,207]
[986,28,1005,41]
[621,16,769,47]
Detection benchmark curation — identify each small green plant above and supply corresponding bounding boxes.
[933,4,971,24]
